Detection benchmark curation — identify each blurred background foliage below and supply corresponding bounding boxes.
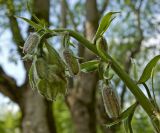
[0,0,160,133]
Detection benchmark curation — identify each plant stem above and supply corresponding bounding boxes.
[52,28,160,132]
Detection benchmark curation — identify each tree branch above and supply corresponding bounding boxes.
[0,67,23,104]
[6,0,24,53]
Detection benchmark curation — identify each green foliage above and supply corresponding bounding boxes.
[105,102,138,127]
[0,111,21,133]
[94,12,120,41]
[29,42,67,101]
[132,107,153,133]
[138,55,160,84]
[80,60,100,73]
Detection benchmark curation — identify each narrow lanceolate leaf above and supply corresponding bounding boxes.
[124,103,137,133]
[29,63,36,91]
[80,60,100,73]
[15,16,43,30]
[124,112,134,133]
[37,79,48,98]
[63,48,80,76]
[105,102,138,127]
[23,32,40,54]
[35,57,47,79]
[138,55,160,84]
[102,83,121,119]
[94,12,120,41]
[29,60,40,90]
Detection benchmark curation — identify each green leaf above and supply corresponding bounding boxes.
[123,103,136,133]
[80,60,100,73]
[94,12,120,40]
[138,55,160,84]
[15,16,43,30]
[124,113,134,133]
[105,102,138,127]
[29,62,37,91]
[44,41,66,70]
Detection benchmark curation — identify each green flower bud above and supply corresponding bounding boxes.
[63,48,80,76]
[96,37,108,53]
[23,32,40,54]
[101,82,121,119]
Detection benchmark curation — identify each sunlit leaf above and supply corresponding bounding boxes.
[138,55,160,84]
[80,60,100,73]
[94,12,120,40]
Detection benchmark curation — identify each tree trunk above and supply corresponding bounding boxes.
[21,86,56,133]
[66,1,99,133]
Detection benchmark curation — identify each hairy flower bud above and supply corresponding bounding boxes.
[101,83,121,119]
[63,48,79,76]
[23,32,40,54]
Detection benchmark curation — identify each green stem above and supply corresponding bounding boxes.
[142,83,155,105]
[52,28,159,131]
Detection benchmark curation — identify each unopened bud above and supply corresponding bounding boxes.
[96,37,108,53]
[101,83,121,119]
[63,48,80,76]
[23,32,40,54]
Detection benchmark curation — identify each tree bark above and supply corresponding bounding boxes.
[21,86,52,133]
